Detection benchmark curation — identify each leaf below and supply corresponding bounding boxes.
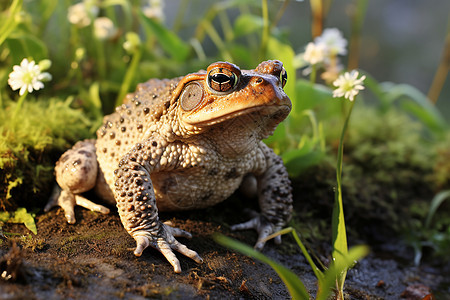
[294,79,334,116]
[233,14,264,37]
[292,80,337,133]
[0,0,23,46]
[289,228,324,281]
[425,190,450,229]
[380,82,448,134]
[215,234,310,299]
[282,147,324,177]
[13,208,37,235]
[331,101,355,294]
[267,37,296,103]
[6,33,48,65]
[139,11,190,62]
[318,245,369,300]
[0,208,37,235]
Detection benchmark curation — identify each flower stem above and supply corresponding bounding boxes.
[13,91,29,118]
[310,64,317,84]
[332,99,355,299]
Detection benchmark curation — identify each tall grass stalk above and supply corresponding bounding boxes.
[310,0,323,38]
[427,27,449,104]
[115,47,142,106]
[332,100,355,299]
[0,0,23,46]
[259,0,270,60]
[347,0,369,70]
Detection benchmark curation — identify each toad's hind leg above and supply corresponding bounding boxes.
[45,140,110,223]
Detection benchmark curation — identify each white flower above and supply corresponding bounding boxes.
[142,0,165,21]
[332,70,366,101]
[68,1,99,28]
[94,17,117,40]
[315,28,347,56]
[303,42,326,65]
[8,58,52,96]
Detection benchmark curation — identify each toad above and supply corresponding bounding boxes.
[46,60,293,273]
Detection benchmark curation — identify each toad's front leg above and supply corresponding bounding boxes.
[114,140,202,273]
[232,143,293,250]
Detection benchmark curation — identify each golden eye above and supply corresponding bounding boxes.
[207,67,239,93]
[280,68,287,88]
[180,82,204,111]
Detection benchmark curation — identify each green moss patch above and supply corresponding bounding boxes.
[0,98,94,210]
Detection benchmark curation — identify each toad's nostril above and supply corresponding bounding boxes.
[255,78,263,84]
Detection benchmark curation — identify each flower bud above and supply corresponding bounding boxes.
[123,32,141,55]
[38,59,52,71]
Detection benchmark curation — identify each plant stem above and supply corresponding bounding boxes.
[347,0,369,70]
[428,28,449,104]
[173,0,188,33]
[95,39,107,82]
[203,22,233,61]
[0,0,22,46]
[332,99,355,299]
[310,0,323,38]
[310,64,317,84]
[270,0,289,33]
[13,91,28,118]
[259,0,270,60]
[115,47,142,107]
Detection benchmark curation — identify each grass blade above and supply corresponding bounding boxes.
[425,190,450,229]
[215,234,310,300]
[139,11,190,62]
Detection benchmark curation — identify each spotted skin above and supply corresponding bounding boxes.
[47,60,293,273]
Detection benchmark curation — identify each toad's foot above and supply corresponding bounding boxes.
[230,210,282,250]
[132,222,203,273]
[44,186,110,224]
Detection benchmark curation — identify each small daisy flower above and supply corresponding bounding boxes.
[68,1,99,28]
[315,28,347,56]
[94,17,117,40]
[332,70,366,101]
[8,58,52,96]
[303,42,326,65]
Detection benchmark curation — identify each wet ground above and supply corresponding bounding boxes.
[1,190,449,300]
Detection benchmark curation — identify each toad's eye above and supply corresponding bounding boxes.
[280,68,287,88]
[207,67,239,93]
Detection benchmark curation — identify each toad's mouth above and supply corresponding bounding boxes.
[185,104,291,127]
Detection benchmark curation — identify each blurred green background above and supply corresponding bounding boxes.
[164,0,449,119]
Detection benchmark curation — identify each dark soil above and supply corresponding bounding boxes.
[0,186,449,299]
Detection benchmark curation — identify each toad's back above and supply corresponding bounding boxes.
[95,77,181,196]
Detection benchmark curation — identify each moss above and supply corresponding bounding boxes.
[0,98,95,210]
[339,106,436,236]
[18,234,47,252]
[430,132,450,189]
[295,104,444,244]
